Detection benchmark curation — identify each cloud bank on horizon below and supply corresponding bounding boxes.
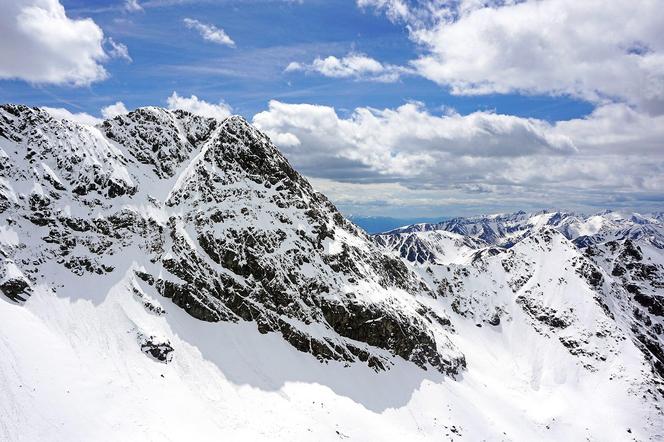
[1,0,662,217]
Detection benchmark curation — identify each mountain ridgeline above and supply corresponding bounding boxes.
[1,104,662,440]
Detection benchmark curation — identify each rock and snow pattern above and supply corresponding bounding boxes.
[0,104,662,441]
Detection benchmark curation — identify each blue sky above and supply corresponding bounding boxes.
[4,0,593,121]
[1,0,662,218]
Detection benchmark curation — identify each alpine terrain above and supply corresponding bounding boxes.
[0,104,662,441]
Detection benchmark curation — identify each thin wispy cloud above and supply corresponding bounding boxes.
[106,38,132,62]
[124,0,143,12]
[183,18,235,47]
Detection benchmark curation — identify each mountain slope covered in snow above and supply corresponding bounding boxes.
[377,210,664,391]
[0,105,662,441]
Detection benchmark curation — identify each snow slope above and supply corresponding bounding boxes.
[377,211,664,439]
[0,105,662,441]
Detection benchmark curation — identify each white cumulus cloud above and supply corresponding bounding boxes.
[254,99,576,178]
[167,92,232,120]
[101,101,130,119]
[360,0,664,114]
[0,0,108,86]
[253,99,664,212]
[286,53,410,82]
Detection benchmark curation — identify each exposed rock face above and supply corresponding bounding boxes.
[588,238,664,380]
[0,277,30,303]
[0,104,463,375]
[139,334,174,363]
[374,230,484,265]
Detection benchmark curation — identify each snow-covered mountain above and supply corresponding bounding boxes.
[376,210,664,412]
[1,105,662,441]
[384,210,664,249]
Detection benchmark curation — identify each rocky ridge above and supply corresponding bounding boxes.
[376,210,664,394]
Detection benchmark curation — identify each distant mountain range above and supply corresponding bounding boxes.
[380,209,664,249]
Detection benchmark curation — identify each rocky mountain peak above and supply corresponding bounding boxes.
[0,103,464,376]
[101,106,217,179]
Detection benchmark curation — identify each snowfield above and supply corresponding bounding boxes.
[2,276,659,441]
[0,104,662,441]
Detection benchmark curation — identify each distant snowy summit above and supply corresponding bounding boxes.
[0,104,662,440]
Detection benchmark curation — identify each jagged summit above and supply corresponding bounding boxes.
[0,103,464,375]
